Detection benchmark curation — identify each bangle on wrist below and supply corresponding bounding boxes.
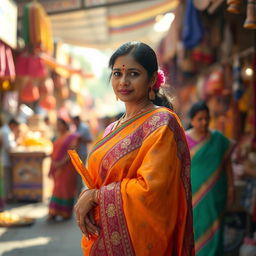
[79,189,88,198]
[93,189,99,204]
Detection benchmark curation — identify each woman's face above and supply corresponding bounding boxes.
[57,120,67,133]
[191,110,210,133]
[111,54,152,103]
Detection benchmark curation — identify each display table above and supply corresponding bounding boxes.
[10,150,52,202]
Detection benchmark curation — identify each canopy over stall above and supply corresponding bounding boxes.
[16,0,178,49]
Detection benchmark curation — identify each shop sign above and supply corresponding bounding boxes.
[0,0,17,48]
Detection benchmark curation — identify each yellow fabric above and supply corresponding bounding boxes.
[71,107,194,256]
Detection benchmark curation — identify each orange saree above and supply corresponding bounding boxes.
[72,107,194,256]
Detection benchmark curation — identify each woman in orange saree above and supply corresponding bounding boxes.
[48,118,80,221]
[74,42,195,255]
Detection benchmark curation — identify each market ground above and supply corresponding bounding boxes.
[0,202,83,256]
[0,202,243,256]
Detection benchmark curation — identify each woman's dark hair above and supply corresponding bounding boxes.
[57,118,69,130]
[8,118,20,126]
[109,41,172,110]
[189,101,210,119]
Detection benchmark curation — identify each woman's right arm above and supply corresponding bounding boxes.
[74,189,100,239]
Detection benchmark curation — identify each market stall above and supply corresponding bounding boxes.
[10,114,53,202]
[157,0,256,253]
[10,150,51,202]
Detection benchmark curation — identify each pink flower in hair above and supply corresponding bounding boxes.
[153,69,166,89]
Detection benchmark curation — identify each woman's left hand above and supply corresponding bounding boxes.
[74,189,100,239]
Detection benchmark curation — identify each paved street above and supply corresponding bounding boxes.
[0,202,83,256]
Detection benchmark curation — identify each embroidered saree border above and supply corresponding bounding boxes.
[166,115,194,255]
[91,183,135,256]
[99,112,173,181]
[89,108,156,158]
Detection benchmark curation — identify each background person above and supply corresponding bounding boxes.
[71,116,93,164]
[48,118,80,221]
[71,115,93,194]
[185,101,235,256]
[0,118,20,203]
[74,41,194,256]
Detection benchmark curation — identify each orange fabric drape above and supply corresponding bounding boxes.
[71,107,194,256]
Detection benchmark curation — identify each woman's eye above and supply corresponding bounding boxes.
[113,71,121,77]
[130,72,139,77]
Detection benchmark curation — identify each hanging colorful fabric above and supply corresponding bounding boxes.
[20,80,40,103]
[16,54,47,78]
[27,56,47,78]
[39,95,56,110]
[182,0,204,49]
[0,42,15,80]
[192,39,214,65]
[205,67,224,95]
[22,3,30,46]
[22,2,53,53]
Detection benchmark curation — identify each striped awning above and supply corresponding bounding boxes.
[49,0,179,48]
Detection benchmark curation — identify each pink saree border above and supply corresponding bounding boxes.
[167,114,194,255]
[90,182,135,256]
[99,111,176,180]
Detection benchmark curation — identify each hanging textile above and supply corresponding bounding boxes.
[182,0,204,49]
[0,41,15,80]
[15,53,47,78]
[22,1,53,54]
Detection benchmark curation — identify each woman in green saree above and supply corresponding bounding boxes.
[185,101,235,256]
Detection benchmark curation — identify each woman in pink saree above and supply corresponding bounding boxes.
[48,118,80,221]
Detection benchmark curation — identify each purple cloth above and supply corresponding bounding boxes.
[49,133,80,176]
[186,134,198,150]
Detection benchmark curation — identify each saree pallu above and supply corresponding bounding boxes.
[79,107,194,256]
[49,133,79,219]
[186,130,231,256]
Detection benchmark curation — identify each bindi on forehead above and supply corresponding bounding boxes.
[122,65,126,71]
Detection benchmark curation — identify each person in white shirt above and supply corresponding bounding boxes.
[71,116,93,164]
[1,118,20,201]
[71,116,93,194]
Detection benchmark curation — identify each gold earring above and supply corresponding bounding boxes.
[149,88,155,100]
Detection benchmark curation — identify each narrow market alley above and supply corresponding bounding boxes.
[0,202,82,256]
[1,0,256,255]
